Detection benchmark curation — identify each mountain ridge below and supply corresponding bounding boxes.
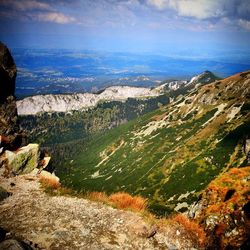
[17,71,218,115]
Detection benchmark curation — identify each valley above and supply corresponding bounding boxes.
[18,70,250,216]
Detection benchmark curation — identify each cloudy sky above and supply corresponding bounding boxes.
[0,0,250,59]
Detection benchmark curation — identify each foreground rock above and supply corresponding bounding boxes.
[0,186,10,202]
[0,42,16,102]
[0,239,30,250]
[189,167,250,249]
[0,170,202,249]
[4,144,39,175]
[0,42,25,150]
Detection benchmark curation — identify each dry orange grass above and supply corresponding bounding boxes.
[86,191,148,212]
[39,175,61,190]
[109,192,147,212]
[172,214,206,247]
[87,191,109,203]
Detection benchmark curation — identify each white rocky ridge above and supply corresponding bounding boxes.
[17,71,216,115]
[17,86,159,115]
[189,71,215,85]
[154,80,188,92]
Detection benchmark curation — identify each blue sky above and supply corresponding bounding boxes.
[0,0,250,60]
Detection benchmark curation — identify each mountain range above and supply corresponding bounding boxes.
[17,71,218,115]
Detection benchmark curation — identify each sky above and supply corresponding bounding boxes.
[0,0,250,60]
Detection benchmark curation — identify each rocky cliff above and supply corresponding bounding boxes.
[0,42,25,150]
[0,42,16,102]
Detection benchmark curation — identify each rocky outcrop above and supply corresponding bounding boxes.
[0,42,25,150]
[0,186,10,202]
[0,169,203,249]
[189,167,250,249]
[0,42,16,102]
[0,239,30,250]
[4,144,39,175]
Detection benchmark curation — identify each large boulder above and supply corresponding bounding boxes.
[5,144,39,175]
[0,42,25,150]
[0,42,16,102]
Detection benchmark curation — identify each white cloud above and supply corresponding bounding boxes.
[146,0,250,30]
[146,0,169,10]
[36,12,76,24]
[238,19,250,30]
[147,0,250,20]
[147,0,226,19]
[172,0,224,19]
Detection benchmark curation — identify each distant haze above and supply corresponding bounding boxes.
[0,0,249,64]
[1,0,250,98]
[13,49,250,99]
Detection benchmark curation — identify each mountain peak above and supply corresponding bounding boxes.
[189,70,220,85]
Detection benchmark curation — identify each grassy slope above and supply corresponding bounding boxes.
[58,71,250,215]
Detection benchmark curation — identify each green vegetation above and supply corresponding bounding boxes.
[19,71,250,215]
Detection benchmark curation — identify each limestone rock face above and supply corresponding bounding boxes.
[5,144,39,175]
[0,42,24,150]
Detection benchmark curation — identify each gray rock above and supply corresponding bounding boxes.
[0,42,16,102]
[5,144,39,174]
[0,42,25,150]
[0,239,25,250]
[0,186,10,202]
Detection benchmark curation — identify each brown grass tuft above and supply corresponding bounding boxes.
[109,192,147,212]
[86,191,148,212]
[39,175,61,190]
[87,191,109,203]
[172,214,206,247]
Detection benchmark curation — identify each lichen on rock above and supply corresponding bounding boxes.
[189,166,250,249]
[5,144,39,175]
